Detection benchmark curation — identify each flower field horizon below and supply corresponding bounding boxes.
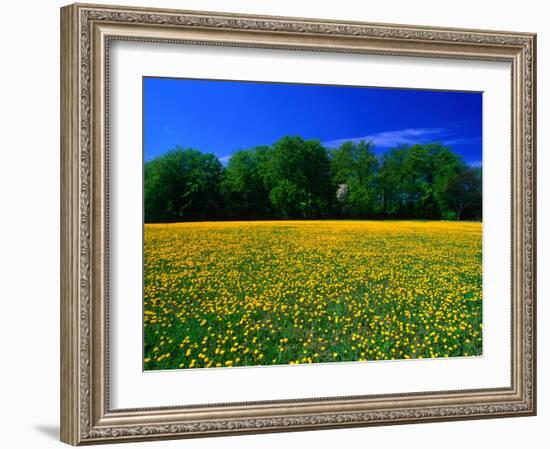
[143,220,482,371]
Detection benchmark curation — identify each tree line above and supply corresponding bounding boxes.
[144,136,481,223]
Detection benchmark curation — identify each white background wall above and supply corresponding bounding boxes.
[0,1,546,448]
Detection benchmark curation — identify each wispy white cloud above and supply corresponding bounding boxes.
[442,137,481,146]
[218,154,232,164]
[323,127,447,149]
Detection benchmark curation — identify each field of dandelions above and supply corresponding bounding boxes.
[143,221,482,370]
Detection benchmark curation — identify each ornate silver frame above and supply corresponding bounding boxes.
[60,3,536,445]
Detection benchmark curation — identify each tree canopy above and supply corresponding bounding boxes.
[144,137,482,222]
[144,147,223,222]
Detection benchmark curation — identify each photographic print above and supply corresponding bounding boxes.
[143,78,483,371]
[61,6,536,443]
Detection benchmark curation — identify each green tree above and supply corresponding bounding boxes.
[445,166,482,220]
[330,140,378,217]
[264,136,332,218]
[144,147,223,222]
[400,144,431,216]
[378,143,466,219]
[268,180,307,218]
[379,146,408,216]
[222,147,272,219]
[426,143,466,219]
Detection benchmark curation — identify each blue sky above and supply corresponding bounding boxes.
[143,77,482,166]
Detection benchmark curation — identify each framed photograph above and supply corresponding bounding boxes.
[60,3,537,445]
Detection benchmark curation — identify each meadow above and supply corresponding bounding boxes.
[143,221,482,370]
